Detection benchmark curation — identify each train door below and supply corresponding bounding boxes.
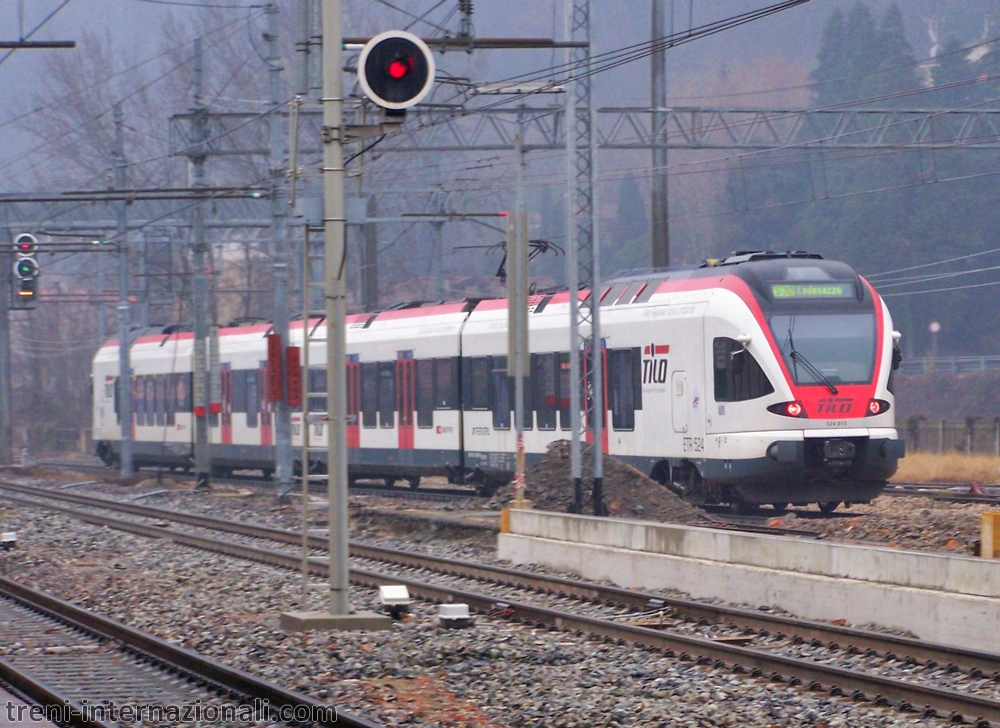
[671,371,689,433]
[346,360,360,448]
[396,354,415,451]
[221,364,233,445]
[259,361,273,446]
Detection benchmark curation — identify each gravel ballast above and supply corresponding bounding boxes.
[0,493,959,728]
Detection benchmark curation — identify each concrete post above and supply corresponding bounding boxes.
[322,0,350,617]
[113,104,134,477]
[191,37,212,491]
[267,2,294,494]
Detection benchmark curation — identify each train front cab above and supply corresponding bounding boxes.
[695,260,904,509]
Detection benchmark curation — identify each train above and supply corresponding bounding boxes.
[92,251,904,512]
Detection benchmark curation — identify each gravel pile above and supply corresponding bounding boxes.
[797,495,991,555]
[488,441,709,526]
[0,502,950,728]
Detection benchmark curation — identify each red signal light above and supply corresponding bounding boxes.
[786,401,803,417]
[388,57,411,79]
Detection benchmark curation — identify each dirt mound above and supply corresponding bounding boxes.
[490,440,708,526]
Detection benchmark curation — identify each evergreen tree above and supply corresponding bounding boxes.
[810,8,847,106]
[876,3,919,103]
[604,177,649,276]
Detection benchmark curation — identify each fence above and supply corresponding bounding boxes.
[898,356,1000,375]
[904,417,1000,456]
[19,427,92,456]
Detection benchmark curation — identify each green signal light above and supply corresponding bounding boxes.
[14,259,38,279]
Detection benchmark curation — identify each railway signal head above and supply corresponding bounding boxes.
[11,232,39,309]
[357,31,436,112]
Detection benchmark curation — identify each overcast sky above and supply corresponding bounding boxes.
[1,0,997,192]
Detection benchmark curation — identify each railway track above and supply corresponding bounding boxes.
[886,482,1000,505]
[32,459,479,501]
[28,461,827,538]
[4,480,1000,726]
[0,574,381,728]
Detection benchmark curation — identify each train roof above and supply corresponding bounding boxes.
[97,251,870,352]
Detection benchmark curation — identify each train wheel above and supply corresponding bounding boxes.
[818,501,841,515]
[770,502,791,513]
[384,476,398,488]
[407,476,421,490]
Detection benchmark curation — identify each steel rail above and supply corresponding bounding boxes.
[0,575,384,728]
[4,483,1000,725]
[0,657,117,728]
[3,480,997,677]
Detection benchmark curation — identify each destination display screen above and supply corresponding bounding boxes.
[770,282,855,299]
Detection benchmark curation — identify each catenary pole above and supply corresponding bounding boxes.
[651,0,669,268]
[0,230,10,465]
[565,0,583,514]
[191,37,212,491]
[267,2,294,495]
[113,104,134,477]
[321,0,351,616]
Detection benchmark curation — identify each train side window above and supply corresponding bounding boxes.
[307,369,327,416]
[145,376,156,426]
[361,363,378,428]
[435,358,457,408]
[609,348,641,431]
[521,365,533,431]
[378,362,395,428]
[258,363,271,426]
[165,375,176,426]
[468,357,490,410]
[491,356,511,430]
[174,375,188,413]
[558,353,571,430]
[136,377,145,426]
[416,359,434,428]
[113,377,120,425]
[246,370,259,427]
[233,370,248,413]
[155,375,166,426]
[713,337,775,402]
[533,353,557,431]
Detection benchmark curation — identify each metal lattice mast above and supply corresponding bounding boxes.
[651,0,669,268]
[567,0,605,516]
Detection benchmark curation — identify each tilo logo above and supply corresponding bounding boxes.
[642,343,670,384]
[817,397,854,414]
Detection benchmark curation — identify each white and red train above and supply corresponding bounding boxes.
[92,251,904,511]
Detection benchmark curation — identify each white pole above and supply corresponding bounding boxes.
[321,0,350,617]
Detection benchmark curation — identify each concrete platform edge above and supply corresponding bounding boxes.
[498,533,1000,652]
[506,509,1000,598]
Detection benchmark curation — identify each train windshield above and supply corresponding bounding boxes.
[767,313,877,386]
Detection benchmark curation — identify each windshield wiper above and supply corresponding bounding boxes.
[787,324,839,395]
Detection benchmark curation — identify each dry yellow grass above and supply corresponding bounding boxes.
[890,452,1000,484]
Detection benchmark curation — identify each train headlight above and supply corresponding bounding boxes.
[866,398,890,416]
[767,401,806,418]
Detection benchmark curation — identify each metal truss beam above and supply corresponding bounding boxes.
[169,107,1000,156]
